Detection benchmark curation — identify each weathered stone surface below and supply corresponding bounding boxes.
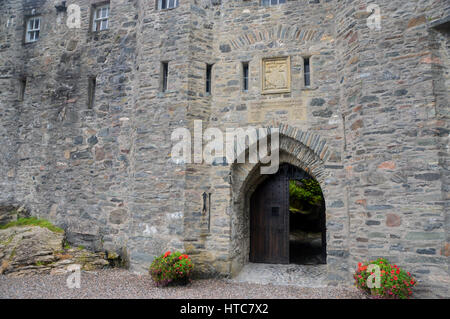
[109,209,129,225]
[407,15,427,29]
[0,206,29,226]
[0,226,109,276]
[442,243,450,257]
[405,232,445,241]
[350,119,364,131]
[378,161,396,170]
[0,0,448,297]
[386,214,402,227]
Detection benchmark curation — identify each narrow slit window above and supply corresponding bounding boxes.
[161,62,169,92]
[206,64,213,95]
[242,62,249,92]
[87,76,96,109]
[158,0,179,10]
[304,57,311,87]
[25,16,40,43]
[18,77,27,101]
[261,0,286,6]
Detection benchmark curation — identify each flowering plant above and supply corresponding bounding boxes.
[354,258,416,299]
[150,251,194,287]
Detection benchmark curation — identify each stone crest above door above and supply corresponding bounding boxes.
[262,56,291,94]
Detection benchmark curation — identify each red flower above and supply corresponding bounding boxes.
[393,276,398,281]
[396,269,400,274]
[164,251,171,258]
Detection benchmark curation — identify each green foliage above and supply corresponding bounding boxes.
[0,234,15,246]
[0,217,64,233]
[149,251,194,287]
[63,241,71,250]
[354,258,416,299]
[289,179,324,213]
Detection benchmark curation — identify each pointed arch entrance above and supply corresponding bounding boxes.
[229,125,347,278]
[250,163,326,264]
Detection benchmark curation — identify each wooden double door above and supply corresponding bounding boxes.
[249,164,315,264]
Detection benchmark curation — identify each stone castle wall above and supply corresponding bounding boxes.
[0,0,448,297]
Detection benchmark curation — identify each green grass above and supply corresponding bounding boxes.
[0,234,15,246]
[0,217,64,233]
[9,247,16,260]
[63,241,71,250]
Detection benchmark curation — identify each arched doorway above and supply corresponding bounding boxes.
[250,163,326,265]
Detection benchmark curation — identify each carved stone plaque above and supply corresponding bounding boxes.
[248,99,307,124]
[262,57,291,94]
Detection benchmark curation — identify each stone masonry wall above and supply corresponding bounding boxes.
[0,0,139,257]
[334,0,449,297]
[0,0,448,297]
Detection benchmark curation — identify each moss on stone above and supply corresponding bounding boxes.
[9,246,16,260]
[0,217,64,234]
[0,234,15,246]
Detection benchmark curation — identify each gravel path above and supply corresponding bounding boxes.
[0,269,365,299]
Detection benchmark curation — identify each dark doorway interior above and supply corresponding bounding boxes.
[250,164,326,265]
[289,179,326,265]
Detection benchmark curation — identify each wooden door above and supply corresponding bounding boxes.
[250,172,289,264]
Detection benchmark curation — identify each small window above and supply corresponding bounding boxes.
[206,64,213,95]
[261,0,286,6]
[242,62,249,92]
[161,62,169,92]
[304,57,311,87]
[18,77,27,101]
[25,16,40,43]
[87,76,96,109]
[158,0,179,10]
[92,4,109,32]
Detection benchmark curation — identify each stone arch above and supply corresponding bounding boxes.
[231,124,332,200]
[228,124,344,278]
[225,24,327,52]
